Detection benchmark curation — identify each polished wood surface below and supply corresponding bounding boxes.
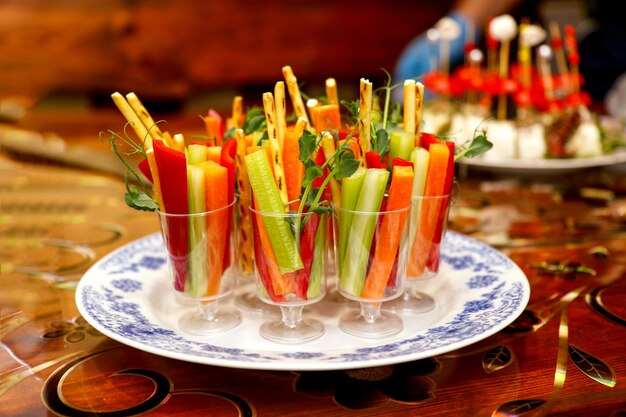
[2,108,626,416]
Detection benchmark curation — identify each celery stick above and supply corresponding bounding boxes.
[187,144,208,165]
[244,150,303,274]
[186,165,208,297]
[338,167,366,267]
[409,148,430,246]
[339,168,389,296]
[307,215,326,299]
[388,129,415,168]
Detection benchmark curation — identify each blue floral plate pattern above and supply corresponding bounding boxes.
[76,231,530,371]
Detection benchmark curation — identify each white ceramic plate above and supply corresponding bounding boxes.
[76,231,530,371]
[459,151,626,175]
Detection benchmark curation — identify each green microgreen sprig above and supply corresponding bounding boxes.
[99,126,159,212]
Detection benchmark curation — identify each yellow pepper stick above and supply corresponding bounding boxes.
[320,132,341,208]
[111,92,153,150]
[228,96,244,129]
[262,92,289,208]
[172,133,186,153]
[145,147,165,211]
[403,80,416,136]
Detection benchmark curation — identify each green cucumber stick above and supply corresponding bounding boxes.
[244,150,303,274]
[307,215,326,299]
[337,167,366,265]
[186,165,208,297]
[409,147,430,245]
[388,129,415,168]
[339,168,389,296]
[187,144,208,165]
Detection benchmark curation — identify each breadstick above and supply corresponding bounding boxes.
[274,82,287,153]
[358,78,373,166]
[282,65,310,124]
[262,92,289,207]
[234,128,254,273]
[415,82,425,144]
[325,78,339,105]
[125,92,172,145]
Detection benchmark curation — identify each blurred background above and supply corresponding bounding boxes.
[0,0,599,134]
[0,0,455,113]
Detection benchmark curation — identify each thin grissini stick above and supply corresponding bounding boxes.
[234,128,254,273]
[111,92,153,149]
[358,78,373,166]
[320,132,342,207]
[403,80,416,135]
[262,92,289,207]
[274,82,287,153]
[282,65,310,124]
[126,92,172,145]
[415,82,425,145]
[293,116,308,139]
[325,78,339,105]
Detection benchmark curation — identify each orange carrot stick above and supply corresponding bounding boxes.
[282,130,305,211]
[408,143,450,276]
[361,165,414,299]
[253,199,297,296]
[309,104,342,132]
[200,160,229,295]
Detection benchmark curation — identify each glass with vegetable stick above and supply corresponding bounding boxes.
[244,126,358,343]
[249,206,328,343]
[333,165,413,339]
[233,193,278,316]
[389,192,452,314]
[158,199,241,335]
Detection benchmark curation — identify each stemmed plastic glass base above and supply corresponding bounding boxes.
[259,305,324,344]
[178,300,241,336]
[338,301,403,339]
[387,276,436,314]
[234,280,279,317]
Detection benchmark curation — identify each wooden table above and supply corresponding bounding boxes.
[2,109,626,416]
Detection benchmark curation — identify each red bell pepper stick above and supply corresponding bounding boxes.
[295,213,321,300]
[312,149,333,202]
[418,132,442,150]
[153,139,188,291]
[391,157,413,168]
[365,151,384,169]
[138,158,153,183]
[251,211,285,302]
[220,137,237,204]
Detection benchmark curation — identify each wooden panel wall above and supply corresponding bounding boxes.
[0,0,451,102]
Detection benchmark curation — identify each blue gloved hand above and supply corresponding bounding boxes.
[393,12,471,86]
